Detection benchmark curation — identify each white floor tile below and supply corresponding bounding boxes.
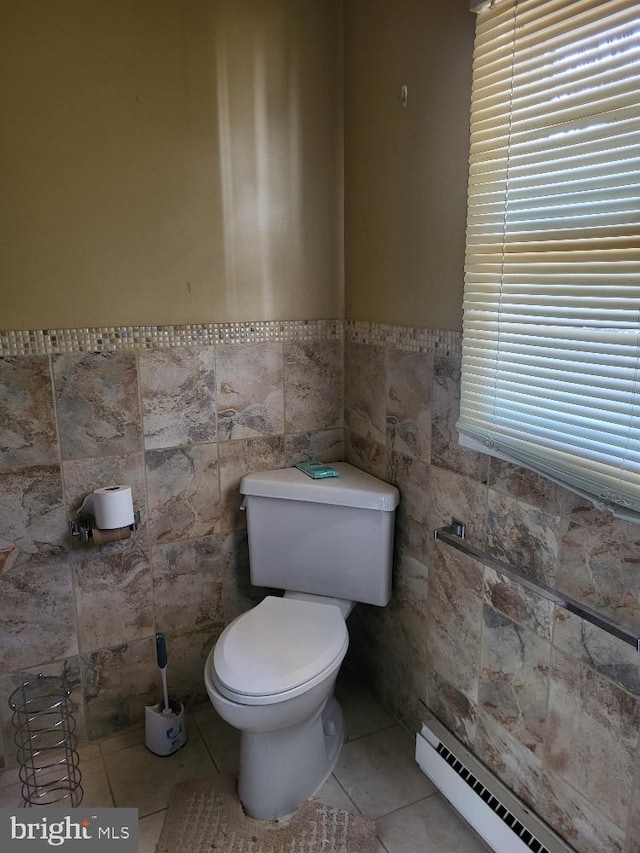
[138,810,167,853]
[0,756,105,810]
[0,779,23,808]
[99,725,145,756]
[78,742,102,762]
[336,678,394,742]
[313,773,359,813]
[376,794,492,852]
[103,728,218,817]
[334,726,435,819]
[78,755,114,808]
[192,706,241,775]
[0,765,20,790]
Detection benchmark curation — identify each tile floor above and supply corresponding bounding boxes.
[0,676,490,852]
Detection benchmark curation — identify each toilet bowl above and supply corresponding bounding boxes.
[204,595,349,820]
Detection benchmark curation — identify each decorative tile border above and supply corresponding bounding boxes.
[0,318,462,357]
[0,319,343,356]
[345,320,462,358]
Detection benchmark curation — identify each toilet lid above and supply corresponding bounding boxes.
[213,596,348,699]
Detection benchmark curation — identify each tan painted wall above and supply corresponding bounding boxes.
[0,0,343,330]
[344,0,474,332]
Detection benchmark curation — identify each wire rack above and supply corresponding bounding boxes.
[8,674,83,807]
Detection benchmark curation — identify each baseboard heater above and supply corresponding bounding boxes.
[415,715,574,853]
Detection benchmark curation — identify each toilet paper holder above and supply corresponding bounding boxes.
[69,509,140,542]
[68,511,141,542]
[69,484,140,543]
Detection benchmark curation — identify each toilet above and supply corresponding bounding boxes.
[204,462,399,820]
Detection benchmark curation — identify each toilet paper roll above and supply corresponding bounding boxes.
[91,525,132,545]
[80,485,135,529]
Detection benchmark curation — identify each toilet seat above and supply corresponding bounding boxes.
[212,596,348,706]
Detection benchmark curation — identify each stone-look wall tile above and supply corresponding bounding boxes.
[390,551,428,640]
[345,430,387,480]
[138,347,217,450]
[0,357,58,469]
[73,545,154,653]
[627,778,640,853]
[152,536,225,634]
[488,459,565,515]
[479,605,551,755]
[340,328,640,853]
[218,436,285,532]
[386,350,432,463]
[216,343,283,441]
[53,352,142,459]
[145,444,220,544]
[221,530,258,623]
[0,466,67,571]
[380,624,426,735]
[81,638,159,739]
[431,355,488,483]
[344,604,388,704]
[545,647,640,831]
[284,429,344,465]
[487,489,560,586]
[0,561,77,671]
[559,495,640,632]
[380,552,429,732]
[553,610,640,697]
[426,545,483,743]
[484,567,554,642]
[475,711,543,811]
[537,768,626,853]
[345,342,387,477]
[427,545,484,695]
[7,319,640,852]
[284,340,343,434]
[427,669,478,747]
[429,464,488,548]
[159,626,224,708]
[389,452,431,564]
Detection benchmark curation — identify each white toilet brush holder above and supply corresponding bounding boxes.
[145,633,187,757]
[145,700,186,757]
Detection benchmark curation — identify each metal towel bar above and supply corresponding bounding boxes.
[434,519,640,653]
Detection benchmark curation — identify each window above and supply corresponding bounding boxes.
[458,0,640,519]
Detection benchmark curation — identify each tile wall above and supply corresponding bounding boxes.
[343,325,640,853]
[0,320,343,757]
[4,315,640,852]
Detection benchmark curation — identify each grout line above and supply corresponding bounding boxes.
[188,711,224,775]
[344,720,397,743]
[139,806,168,820]
[326,772,361,814]
[96,745,118,808]
[372,790,440,822]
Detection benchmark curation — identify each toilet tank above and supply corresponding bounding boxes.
[240,463,399,607]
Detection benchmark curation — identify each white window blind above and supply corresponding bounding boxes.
[458,0,640,520]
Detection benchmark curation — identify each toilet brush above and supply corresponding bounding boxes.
[156,632,172,715]
[145,632,187,756]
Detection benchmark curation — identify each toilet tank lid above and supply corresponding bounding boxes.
[240,462,399,511]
